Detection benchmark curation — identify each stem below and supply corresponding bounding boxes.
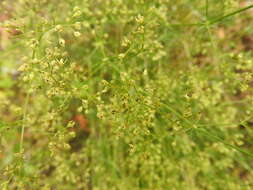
[205,0,208,18]
[198,128,253,158]
[209,4,253,24]
[170,4,253,27]
[19,92,30,153]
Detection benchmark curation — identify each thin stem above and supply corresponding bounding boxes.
[205,0,208,19]
[19,92,30,153]
[198,128,253,158]
[209,4,253,24]
[170,4,253,28]
[170,23,204,27]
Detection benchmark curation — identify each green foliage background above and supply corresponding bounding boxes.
[1,0,253,189]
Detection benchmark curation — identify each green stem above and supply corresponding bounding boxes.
[205,0,208,18]
[19,92,30,153]
[170,4,253,27]
[209,4,253,24]
[198,128,253,158]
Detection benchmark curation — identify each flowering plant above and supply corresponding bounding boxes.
[1,0,253,189]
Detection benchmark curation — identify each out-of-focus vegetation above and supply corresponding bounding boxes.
[1,0,253,189]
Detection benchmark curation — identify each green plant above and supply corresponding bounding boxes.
[1,0,253,189]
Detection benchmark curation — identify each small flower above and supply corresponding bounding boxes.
[55,25,63,32]
[136,26,144,34]
[122,37,130,47]
[73,10,82,18]
[67,121,75,128]
[59,38,65,47]
[143,69,148,76]
[63,143,71,150]
[118,53,125,59]
[74,31,81,37]
[135,14,144,24]
[82,100,88,109]
[77,106,83,113]
[18,64,28,72]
